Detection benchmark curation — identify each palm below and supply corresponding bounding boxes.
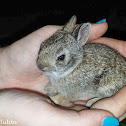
[0,89,112,126]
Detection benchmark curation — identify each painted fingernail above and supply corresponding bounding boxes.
[102,117,119,126]
[96,18,106,23]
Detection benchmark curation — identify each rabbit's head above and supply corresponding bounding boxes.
[37,16,91,78]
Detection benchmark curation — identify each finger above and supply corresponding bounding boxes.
[89,37,126,57]
[35,22,108,42]
[78,109,114,126]
[88,22,108,41]
[15,22,108,54]
[25,22,108,45]
[119,113,126,122]
[91,86,126,120]
[38,22,108,42]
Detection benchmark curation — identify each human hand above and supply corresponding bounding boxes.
[0,22,108,94]
[0,89,116,126]
[0,21,125,125]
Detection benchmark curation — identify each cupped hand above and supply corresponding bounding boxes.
[0,89,113,126]
[0,21,126,125]
[0,22,108,93]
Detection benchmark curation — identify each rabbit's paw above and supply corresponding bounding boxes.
[45,84,58,96]
[50,94,73,107]
[86,98,101,107]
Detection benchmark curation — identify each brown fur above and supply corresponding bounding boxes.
[37,16,126,107]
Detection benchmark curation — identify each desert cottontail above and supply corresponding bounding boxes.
[37,16,126,107]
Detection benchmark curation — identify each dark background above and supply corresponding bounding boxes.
[0,0,126,47]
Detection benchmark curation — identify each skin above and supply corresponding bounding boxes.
[0,22,126,125]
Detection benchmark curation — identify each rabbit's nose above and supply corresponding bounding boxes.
[37,63,49,72]
[37,63,44,71]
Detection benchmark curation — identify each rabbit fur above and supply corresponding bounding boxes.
[37,16,126,107]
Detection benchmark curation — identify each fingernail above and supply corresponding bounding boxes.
[96,18,106,23]
[102,117,119,126]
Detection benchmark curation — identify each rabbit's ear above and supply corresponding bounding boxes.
[62,15,77,33]
[77,23,91,46]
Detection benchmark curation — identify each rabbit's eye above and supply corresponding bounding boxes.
[57,54,65,61]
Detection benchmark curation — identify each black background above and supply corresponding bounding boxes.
[0,0,126,47]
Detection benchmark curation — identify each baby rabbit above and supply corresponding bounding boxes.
[37,16,126,107]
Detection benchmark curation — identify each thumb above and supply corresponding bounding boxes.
[79,109,119,126]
